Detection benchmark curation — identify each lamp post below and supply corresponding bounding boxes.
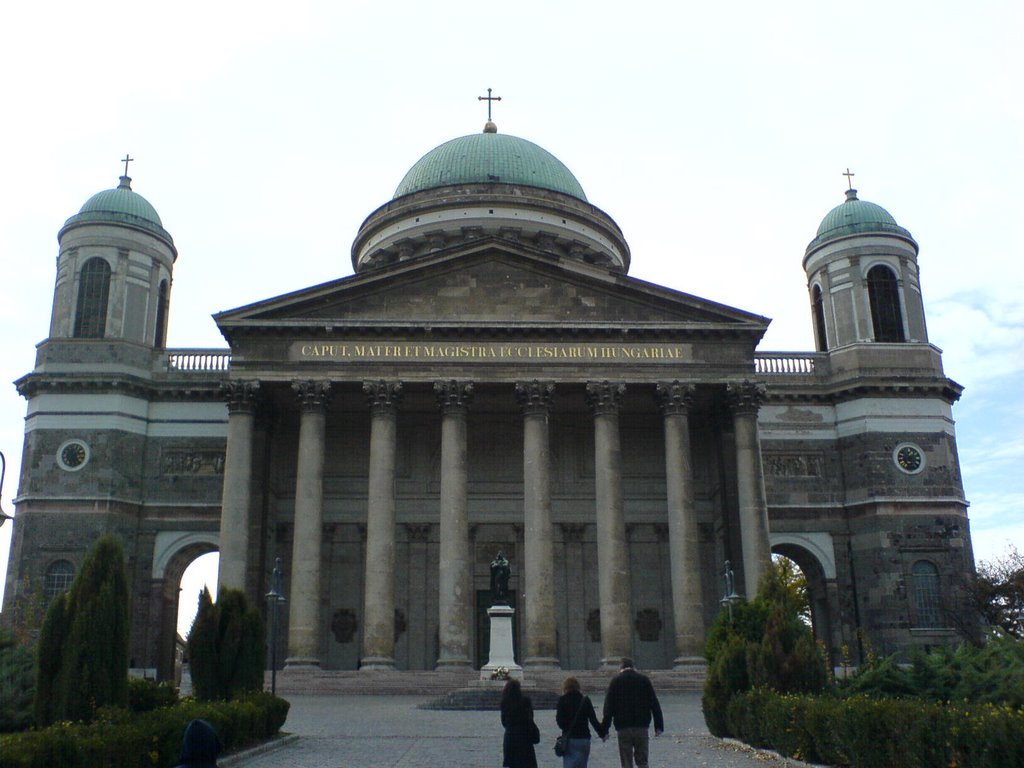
[0,451,12,528]
[265,557,287,695]
[720,559,741,621]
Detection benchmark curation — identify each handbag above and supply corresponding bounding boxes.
[554,695,587,757]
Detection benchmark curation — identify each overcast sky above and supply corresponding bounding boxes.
[1,2,1021,623]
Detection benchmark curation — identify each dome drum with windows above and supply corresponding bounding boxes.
[352,122,630,273]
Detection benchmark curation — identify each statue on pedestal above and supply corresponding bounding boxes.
[490,550,511,605]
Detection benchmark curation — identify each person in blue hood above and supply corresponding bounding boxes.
[174,718,222,768]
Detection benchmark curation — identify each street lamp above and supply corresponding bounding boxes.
[0,451,12,528]
[265,557,287,695]
[720,559,741,621]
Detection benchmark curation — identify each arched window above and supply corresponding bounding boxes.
[812,284,828,351]
[44,560,75,601]
[867,264,905,342]
[911,560,942,628]
[154,279,169,347]
[73,257,111,338]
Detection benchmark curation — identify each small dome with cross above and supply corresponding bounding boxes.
[61,175,171,243]
[806,188,915,254]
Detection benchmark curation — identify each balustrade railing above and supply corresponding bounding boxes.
[161,348,816,377]
[164,349,232,372]
[754,353,822,375]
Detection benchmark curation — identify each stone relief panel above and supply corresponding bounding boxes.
[763,452,824,478]
[161,450,225,475]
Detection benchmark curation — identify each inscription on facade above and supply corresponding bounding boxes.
[294,341,690,364]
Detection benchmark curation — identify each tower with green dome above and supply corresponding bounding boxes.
[803,187,928,350]
[49,171,176,348]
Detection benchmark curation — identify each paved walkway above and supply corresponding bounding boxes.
[226,692,817,767]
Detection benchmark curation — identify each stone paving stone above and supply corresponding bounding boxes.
[230,693,820,767]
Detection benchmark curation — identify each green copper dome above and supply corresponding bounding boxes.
[394,130,587,201]
[808,189,914,250]
[61,176,172,243]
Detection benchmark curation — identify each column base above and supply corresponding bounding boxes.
[523,656,561,670]
[283,656,321,670]
[435,657,472,670]
[360,656,396,671]
[599,655,628,671]
[673,656,708,668]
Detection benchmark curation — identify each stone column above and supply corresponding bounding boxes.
[217,380,259,592]
[434,380,474,669]
[516,380,559,668]
[727,381,771,599]
[285,380,330,667]
[586,381,631,667]
[361,380,402,670]
[656,381,705,666]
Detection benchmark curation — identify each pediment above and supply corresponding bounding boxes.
[215,242,768,338]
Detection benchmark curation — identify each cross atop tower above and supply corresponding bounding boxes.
[121,153,134,178]
[478,88,502,122]
[843,167,855,191]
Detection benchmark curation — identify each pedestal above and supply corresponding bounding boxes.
[479,604,523,680]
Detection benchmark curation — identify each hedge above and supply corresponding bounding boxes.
[725,688,1024,768]
[0,692,289,768]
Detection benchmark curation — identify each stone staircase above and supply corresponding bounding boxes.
[267,665,706,699]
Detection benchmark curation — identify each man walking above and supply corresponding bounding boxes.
[600,658,664,768]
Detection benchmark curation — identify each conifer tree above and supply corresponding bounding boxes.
[187,586,265,701]
[33,535,130,725]
[33,594,67,726]
[58,535,130,722]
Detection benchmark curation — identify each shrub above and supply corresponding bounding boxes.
[702,563,828,737]
[725,690,1024,768]
[127,677,179,713]
[187,587,265,701]
[838,631,1024,706]
[0,692,289,768]
[0,631,34,733]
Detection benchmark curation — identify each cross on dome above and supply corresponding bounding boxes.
[478,88,502,133]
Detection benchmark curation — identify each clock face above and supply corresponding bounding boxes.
[894,443,924,474]
[57,440,90,471]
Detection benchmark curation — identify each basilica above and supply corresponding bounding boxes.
[3,117,974,680]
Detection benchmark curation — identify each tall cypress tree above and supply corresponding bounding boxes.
[187,587,222,700]
[33,592,68,726]
[58,535,130,722]
[187,586,265,701]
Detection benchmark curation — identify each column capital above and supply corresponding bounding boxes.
[656,381,696,415]
[292,379,331,411]
[515,380,555,413]
[221,380,260,413]
[363,380,403,414]
[434,379,474,411]
[586,381,625,415]
[726,381,767,415]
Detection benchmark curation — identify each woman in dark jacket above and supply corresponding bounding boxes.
[500,678,539,768]
[555,676,604,768]
[174,718,222,768]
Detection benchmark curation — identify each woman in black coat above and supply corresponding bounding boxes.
[500,678,539,768]
[555,676,604,768]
